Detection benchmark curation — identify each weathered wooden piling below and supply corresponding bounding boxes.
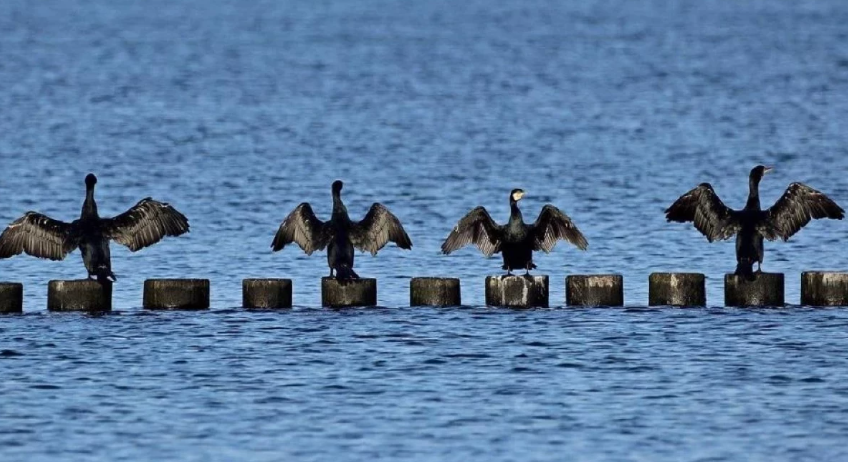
[48,280,112,312]
[410,277,461,306]
[801,272,848,306]
[724,273,784,307]
[143,279,209,310]
[485,275,548,308]
[566,274,624,307]
[242,279,293,309]
[322,278,377,308]
[648,273,706,307]
[0,283,23,314]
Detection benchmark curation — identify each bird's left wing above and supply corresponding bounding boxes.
[0,212,77,260]
[271,203,329,254]
[760,183,844,241]
[349,203,412,256]
[665,183,740,242]
[530,204,588,253]
[103,198,190,252]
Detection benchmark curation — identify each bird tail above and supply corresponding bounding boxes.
[735,259,755,281]
[335,264,359,280]
[94,265,116,283]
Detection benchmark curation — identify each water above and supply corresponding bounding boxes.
[1,0,848,459]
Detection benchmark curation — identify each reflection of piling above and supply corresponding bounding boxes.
[724,273,784,307]
[243,279,293,309]
[47,280,112,312]
[801,272,848,306]
[321,278,377,308]
[0,283,23,314]
[648,273,706,307]
[566,274,624,307]
[485,275,548,308]
[143,279,210,310]
[410,277,461,306]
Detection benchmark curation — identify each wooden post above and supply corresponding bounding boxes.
[485,275,548,308]
[566,274,624,307]
[724,273,784,307]
[243,279,293,309]
[0,283,23,314]
[48,280,112,312]
[321,278,377,308]
[144,279,210,310]
[410,277,461,306]
[801,272,848,306]
[648,273,706,307]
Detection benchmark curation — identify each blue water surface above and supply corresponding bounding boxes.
[1,0,848,460]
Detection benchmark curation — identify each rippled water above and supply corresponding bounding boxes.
[2,0,848,460]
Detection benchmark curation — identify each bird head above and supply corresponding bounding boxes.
[750,165,773,182]
[85,173,98,188]
[510,189,525,202]
[332,180,344,195]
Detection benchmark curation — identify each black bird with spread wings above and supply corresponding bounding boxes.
[0,174,189,281]
[441,189,588,275]
[666,165,843,278]
[272,180,412,279]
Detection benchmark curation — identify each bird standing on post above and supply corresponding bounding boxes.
[441,189,588,275]
[665,165,844,279]
[0,173,190,282]
[272,180,412,279]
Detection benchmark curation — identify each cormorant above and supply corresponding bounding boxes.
[665,165,844,278]
[441,189,588,275]
[272,180,412,279]
[0,173,190,281]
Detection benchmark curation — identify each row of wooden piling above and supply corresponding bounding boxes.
[242,272,847,308]
[43,279,211,312]
[1,272,848,312]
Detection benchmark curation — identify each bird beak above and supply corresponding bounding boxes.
[764,166,774,174]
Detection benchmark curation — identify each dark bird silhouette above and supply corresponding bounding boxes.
[441,189,588,275]
[272,180,412,279]
[0,174,190,281]
[666,165,844,278]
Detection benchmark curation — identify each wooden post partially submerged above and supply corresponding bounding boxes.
[566,274,624,307]
[48,280,112,312]
[648,273,706,307]
[322,278,377,308]
[243,279,293,309]
[0,282,23,314]
[410,277,461,306]
[724,273,784,307]
[144,279,210,310]
[485,275,548,308]
[801,272,848,307]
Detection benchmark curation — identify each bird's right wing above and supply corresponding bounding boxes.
[760,183,845,241]
[665,183,741,242]
[102,198,190,252]
[440,206,502,257]
[271,203,329,254]
[0,212,77,260]
[349,203,413,256]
